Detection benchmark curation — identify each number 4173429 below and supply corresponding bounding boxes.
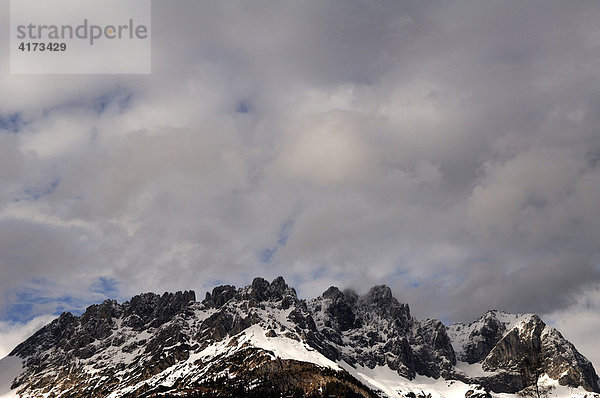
[18,42,67,51]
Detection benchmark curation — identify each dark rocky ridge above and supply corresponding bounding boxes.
[6,276,600,397]
[306,284,455,380]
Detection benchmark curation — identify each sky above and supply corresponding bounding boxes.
[0,0,600,368]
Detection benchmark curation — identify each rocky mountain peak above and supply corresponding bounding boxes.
[203,284,237,308]
[315,286,357,332]
[358,284,411,326]
[447,309,529,365]
[477,314,600,393]
[3,279,599,398]
[321,285,344,300]
[365,284,393,301]
[446,311,600,394]
[482,314,544,372]
[121,290,196,330]
[236,276,298,304]
[541,326,600,392]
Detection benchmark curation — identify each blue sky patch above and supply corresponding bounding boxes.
[310,266,326,280]
[24,179,60,201]
[277,219,294,246]
[3,277,124,324]
[0,112,24,133]
[236,101,250,114]
[259,247,277,264]
[92,90,133,115]
[257,219,295,264]
[39,90,133,118]
[5,290,88,323]
[90,277,119,296]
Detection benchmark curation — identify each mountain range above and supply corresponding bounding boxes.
[0,276,598,398]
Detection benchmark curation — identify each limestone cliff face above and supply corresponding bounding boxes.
[483,315,545,372]
[480,314,599,392]
[461,311,506,364]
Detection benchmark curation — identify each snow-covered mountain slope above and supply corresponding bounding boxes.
[2,277,599,397]
[347,366,600,398]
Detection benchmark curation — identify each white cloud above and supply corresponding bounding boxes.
[0,315,56,358]
[544,286,600,373]
[272,110,374,185]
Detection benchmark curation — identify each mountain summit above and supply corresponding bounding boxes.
[1,277,598,397]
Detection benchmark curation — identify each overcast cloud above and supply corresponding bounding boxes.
[1,0,600,368]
